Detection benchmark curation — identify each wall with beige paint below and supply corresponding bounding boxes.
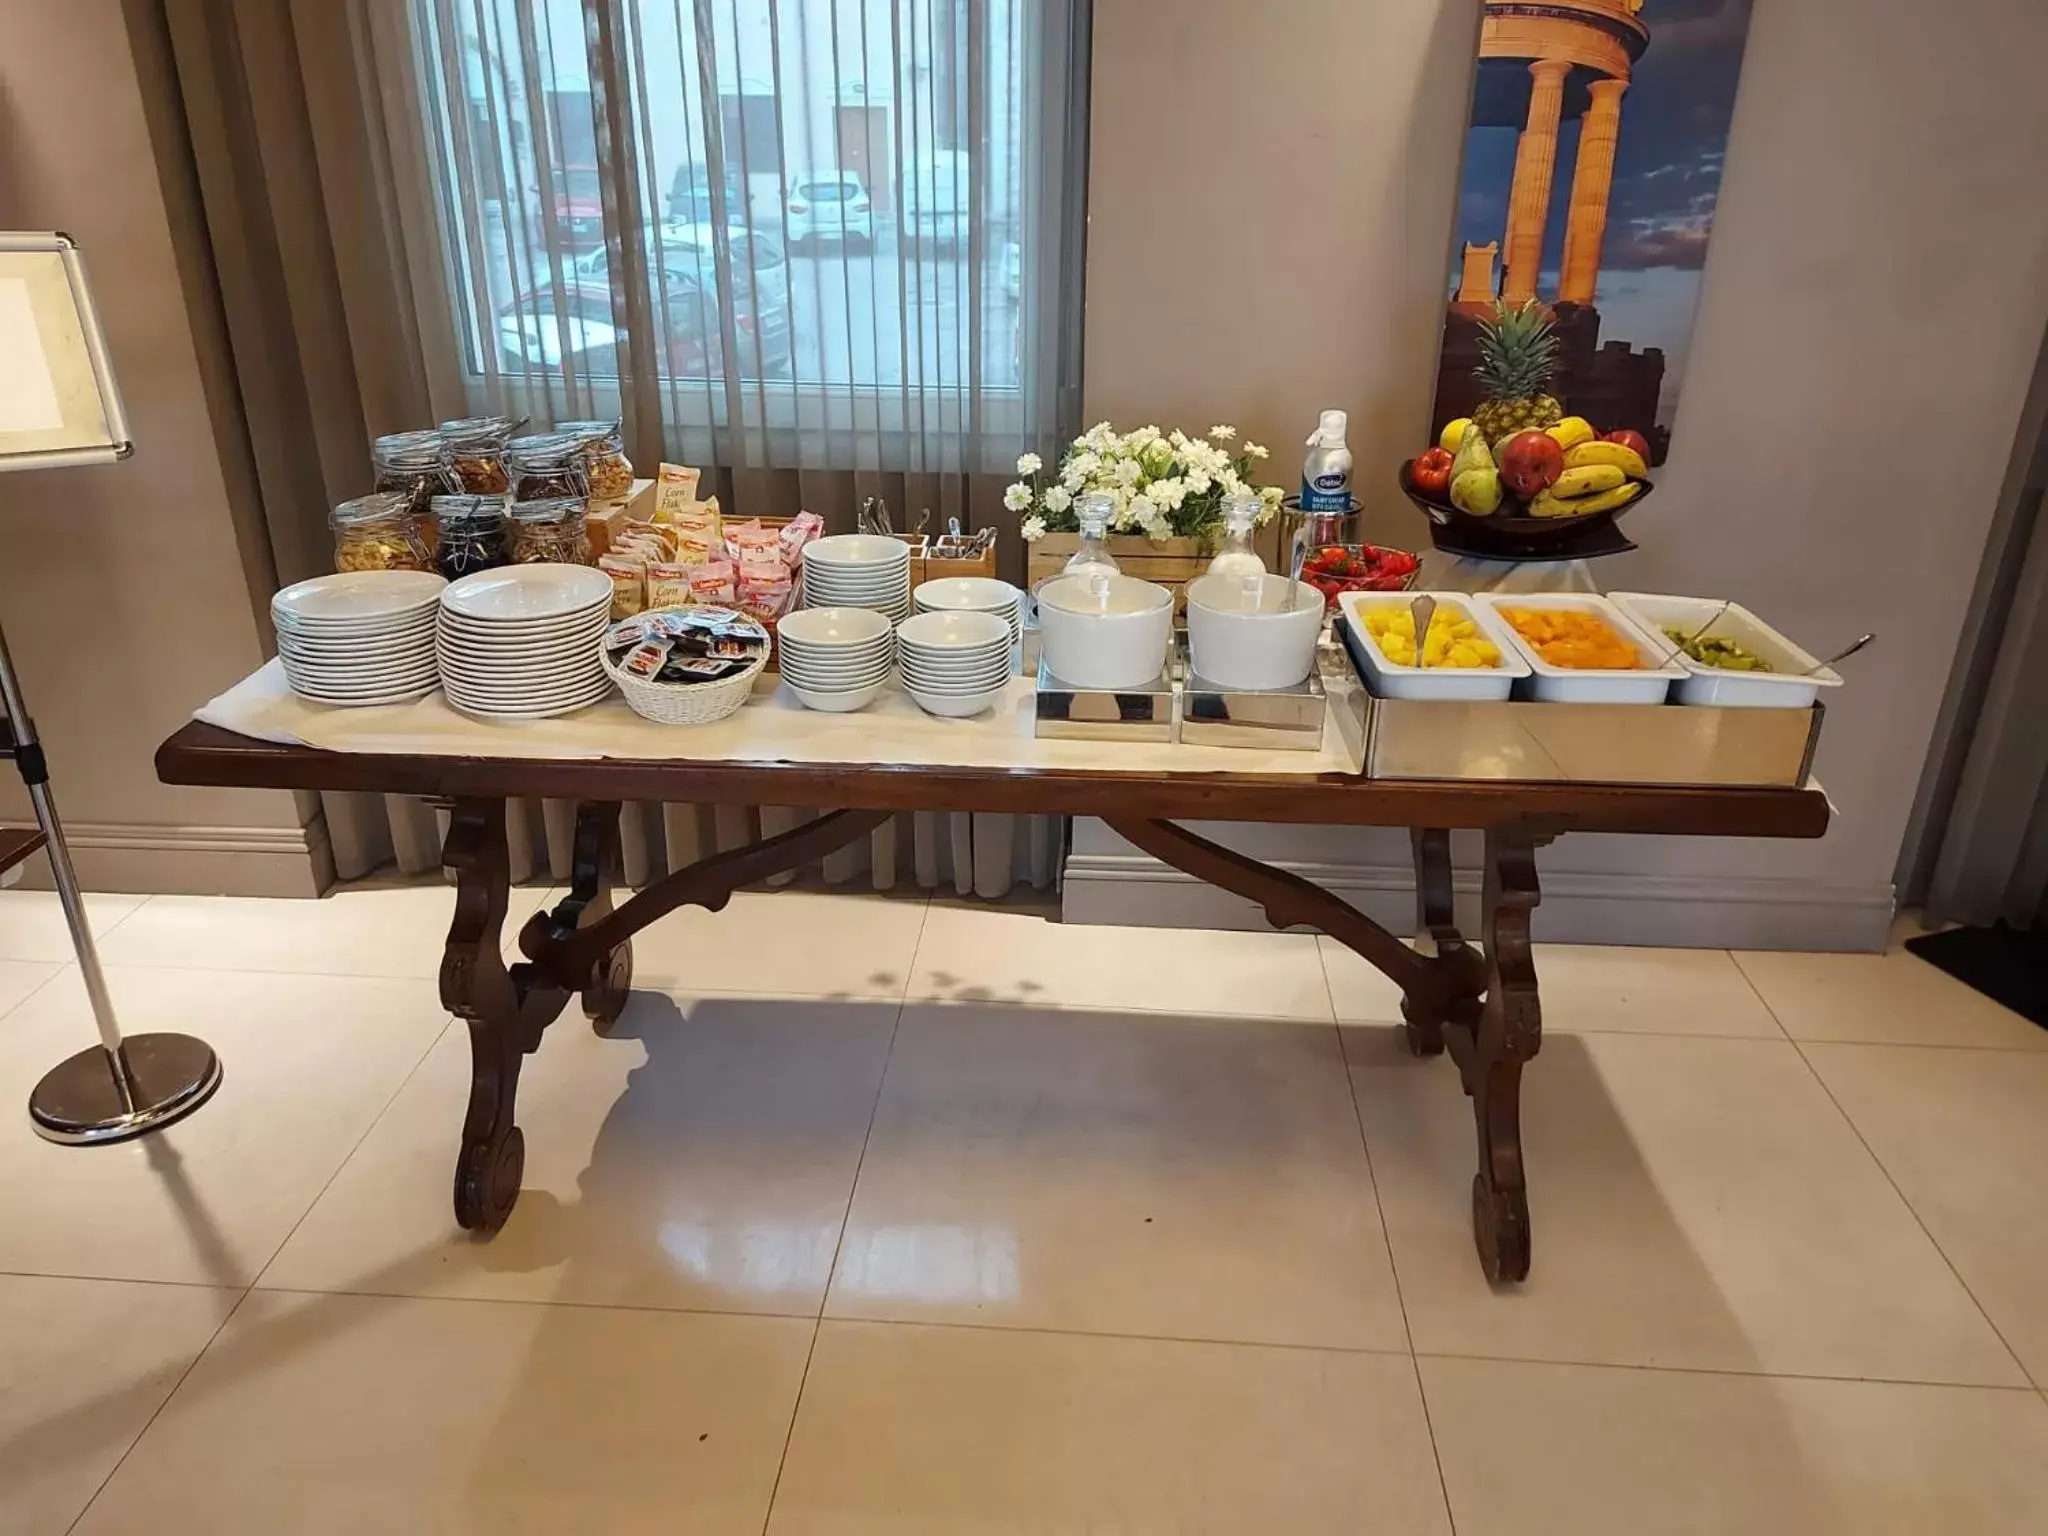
[0,0,321,895]
[1074,0,2048,949]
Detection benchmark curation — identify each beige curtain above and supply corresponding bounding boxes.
[147,0,1087,886]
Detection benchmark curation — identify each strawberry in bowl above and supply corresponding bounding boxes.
[1299,544,1419,608]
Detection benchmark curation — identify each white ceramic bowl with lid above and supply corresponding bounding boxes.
[1185,573,1326,691]
[1036,574,1174,690]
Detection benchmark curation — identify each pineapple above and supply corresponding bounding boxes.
[1471,301,1562,442]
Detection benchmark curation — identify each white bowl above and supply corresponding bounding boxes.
[785,679,887,712]
[896,608,1009,651]
[776,606,894,647]
[1036,574,1174,690]
[802,534,913,569]
[441,564,614,622]
[1185,574,1327,691]
[782,665,894,691]
[273,570,446,624]
[906,683,1008,718]
[914,577,1018,612]
[899,669,1010,695]
[275,609,437,637]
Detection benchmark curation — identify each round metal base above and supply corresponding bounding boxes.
[29,1035,223,1145]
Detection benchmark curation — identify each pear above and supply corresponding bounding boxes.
[1449,428,1503,516]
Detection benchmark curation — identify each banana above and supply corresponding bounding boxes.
[1527,480,1643,520]
[1549,464,1626,499]
[1546,416,1596,452]
[1562,440,1648,479]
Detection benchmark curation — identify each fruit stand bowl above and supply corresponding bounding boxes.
[1398,463,1655,563]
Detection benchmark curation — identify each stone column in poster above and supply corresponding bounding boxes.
[1502,57,1571,306]
[1559,77,1629,305]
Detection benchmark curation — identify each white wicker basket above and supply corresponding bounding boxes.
[600,620,766,725]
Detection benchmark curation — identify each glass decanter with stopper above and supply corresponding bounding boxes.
[1057,491,1121,583]
[1205,492,1267,583]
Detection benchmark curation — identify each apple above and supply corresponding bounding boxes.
[1605,429,1650,460]
[1498,430,1565,500]
[1409,446,1454,497]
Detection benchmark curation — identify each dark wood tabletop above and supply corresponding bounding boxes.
[157,720,1831,837]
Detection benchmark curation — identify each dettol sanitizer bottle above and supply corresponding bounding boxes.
[1300,409,1353,512]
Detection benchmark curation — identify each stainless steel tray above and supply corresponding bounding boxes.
[1034,658,1175,742]
[1178,654,1327,752]
[1327,619,1822,786]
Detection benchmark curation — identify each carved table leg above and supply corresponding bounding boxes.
[1461,827,1545,1284]
[439,797,572,1234]
[538,801,633,1033]
[1402,828,1467,1058]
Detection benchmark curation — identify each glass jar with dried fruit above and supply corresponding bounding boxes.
[437,414,522,495]
[431,493,512,579]
[557,418,636,501]
[506,432,591,503]
[508,497,593,565]
[331,491,432,573]
[370,430,449,534]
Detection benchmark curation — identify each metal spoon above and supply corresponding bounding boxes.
[1674,599,1733,654]
[1409,593,1437,658]
[1801,632,1874,676]
[1283,538,1310,611]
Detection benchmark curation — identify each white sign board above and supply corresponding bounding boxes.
[0,233,131,472]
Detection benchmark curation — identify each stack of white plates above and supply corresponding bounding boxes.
[272,570,445,707]
[776,607,895,712]
[895,609,1012,717]
[914,576,1022,647]
[802,534,912,622]
[436,564,615,720]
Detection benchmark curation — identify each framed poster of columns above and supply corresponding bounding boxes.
[1431,1,1758,467]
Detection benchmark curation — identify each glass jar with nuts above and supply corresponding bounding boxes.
[557,418,636,501]
[371,430,449,534]
[437,414,522,495]
[506,432,591,503]
[508,497,593,565]
[332,491,432,573]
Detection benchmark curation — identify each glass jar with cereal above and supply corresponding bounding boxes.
[508,497,593,565]
[331,491,432,573]
[558,418,636,501]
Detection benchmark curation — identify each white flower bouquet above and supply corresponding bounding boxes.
[1007,422,1280,543]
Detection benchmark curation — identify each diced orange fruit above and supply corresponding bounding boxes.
[1501,607,1640,670]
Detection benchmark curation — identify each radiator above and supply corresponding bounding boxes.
[321,792,1060,899]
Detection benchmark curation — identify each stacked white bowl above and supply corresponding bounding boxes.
[801,534,912,622]
[894,609,1012,717]
[913,576,1022,648]
[436,564,615,720]
[272,570,445,707]
[776,606,896,712]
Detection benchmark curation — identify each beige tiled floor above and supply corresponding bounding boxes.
[3,884,2047,1533]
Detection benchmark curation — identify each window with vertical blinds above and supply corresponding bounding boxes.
[400,0,1088,477]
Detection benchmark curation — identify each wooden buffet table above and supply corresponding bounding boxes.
[156,719,1828,1283]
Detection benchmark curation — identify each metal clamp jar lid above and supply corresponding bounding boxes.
[431,493,512,579]
[557,418,636,501]
[438,414,523,496]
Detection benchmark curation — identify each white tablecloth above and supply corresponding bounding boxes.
[198,660,1356,777]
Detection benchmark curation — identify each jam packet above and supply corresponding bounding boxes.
[620,639,672,679]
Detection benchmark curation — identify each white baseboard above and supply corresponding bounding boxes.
[0,820,330,898]
[1060,851,1895,953]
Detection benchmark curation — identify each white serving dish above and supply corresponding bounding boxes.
[1337,590,1531,702]
[1477,592,1686,705]
[1036,574,1174,690]
[272,569,446,624]
[1185,574,1325,691]
[290,682,440,708]
[1607,592,1844,709]
[440,564,614,622]
[284,664,440,692]
[785,679,887,713]
[906,683,1008,718]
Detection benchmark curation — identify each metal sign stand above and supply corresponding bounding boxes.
[0,233,220,1142]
